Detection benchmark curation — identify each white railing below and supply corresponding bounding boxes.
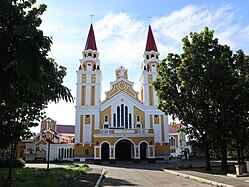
[99,129,150,134]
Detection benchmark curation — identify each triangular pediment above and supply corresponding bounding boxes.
[102,77,141,104]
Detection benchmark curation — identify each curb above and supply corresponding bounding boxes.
[95,168,106,187]
[163,169,234,187]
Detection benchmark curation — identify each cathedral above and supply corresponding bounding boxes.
[16,23,170,162]
[74,23,170,161]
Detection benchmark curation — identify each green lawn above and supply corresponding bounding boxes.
[0,165,90,187]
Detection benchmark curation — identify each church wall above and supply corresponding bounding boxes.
[100,106,111,128]
[155,143,170,157]
[133,106,145,128]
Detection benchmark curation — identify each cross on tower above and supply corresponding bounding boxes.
[147,16,152,25]
[90,13,95,24]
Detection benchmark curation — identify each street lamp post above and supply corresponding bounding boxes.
[42,131,57,170]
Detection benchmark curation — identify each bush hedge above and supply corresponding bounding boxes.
[0,158,25,168]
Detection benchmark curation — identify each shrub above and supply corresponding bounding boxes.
[0,158,25,168]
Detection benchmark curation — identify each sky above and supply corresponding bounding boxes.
[32,0,249,132]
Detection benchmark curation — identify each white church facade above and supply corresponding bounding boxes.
[74,24,170,161]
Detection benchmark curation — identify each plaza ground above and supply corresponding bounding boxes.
[24,159,249,186]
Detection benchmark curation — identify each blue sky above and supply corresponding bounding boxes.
[33,0,249,131]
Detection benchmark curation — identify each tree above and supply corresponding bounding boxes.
[0,0,73,179]
[153,27,238,170]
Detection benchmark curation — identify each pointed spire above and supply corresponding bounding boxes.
[145,25,158,52]
[84,24,97,50]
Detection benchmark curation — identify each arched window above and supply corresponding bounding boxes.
[137,115,140,122]
[61,148,64,158]
[169,137,176,147]
[113,113,116,127]
[151,54,154,58]
[125,106,128,128]
[121,104,124,127]
[70,148,72,158]
[129,113,132,129]
[115,105,131,128]
[146,55,149,59]
[104,115,108,122]
[88,53,92,57]
[117,106,120,127]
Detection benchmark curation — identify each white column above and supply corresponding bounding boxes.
[164,115,169,143]
[85,74,91,106]
[145,112,150,129]
[76,74,82,106]
[95,73,101,107]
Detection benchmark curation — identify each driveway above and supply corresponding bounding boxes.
[89,161,211,187]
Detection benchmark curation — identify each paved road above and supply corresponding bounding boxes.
[90,162,211,187]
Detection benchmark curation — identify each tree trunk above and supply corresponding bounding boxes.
[205,140,211,171]
[220,140,228,171]
[237,141,241,165]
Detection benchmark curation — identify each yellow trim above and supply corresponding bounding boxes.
[80,115,83,143]
[96,147,100,158]
[161,115,165,142]
[91,86,95,105]
[91,74,96,83]
[149,86,154,106]
[141,88,144,102]
[82,74,86,83]
[154,115,159,124]
[104,80,142,104]
[92,115,95,142]
[94,137,154,146]
[81,86,86,105]
[150,115,153,129]
[150,147,153,156]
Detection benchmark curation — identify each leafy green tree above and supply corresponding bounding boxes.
[154,27,237,170]
[0,0,73,179]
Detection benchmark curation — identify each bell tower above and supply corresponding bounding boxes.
[75,24,101,155]
[140,25,160,106]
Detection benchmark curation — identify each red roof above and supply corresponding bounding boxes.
[145,25,158,52]
[57,125,75,134]
[169,124,181,133]
[84,24,97,50]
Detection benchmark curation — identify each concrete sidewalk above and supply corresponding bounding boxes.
[72,168,103,187]
[164,169,249,187]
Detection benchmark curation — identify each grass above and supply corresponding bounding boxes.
[0,164,90,187]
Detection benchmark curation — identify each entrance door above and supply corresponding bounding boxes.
[101,143,109,160]
[140,142,148,160]
[115,139,132,160]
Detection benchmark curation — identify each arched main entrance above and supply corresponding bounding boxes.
[140,142,148,160]
[101,142,109,160]
[115,139,133,160]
